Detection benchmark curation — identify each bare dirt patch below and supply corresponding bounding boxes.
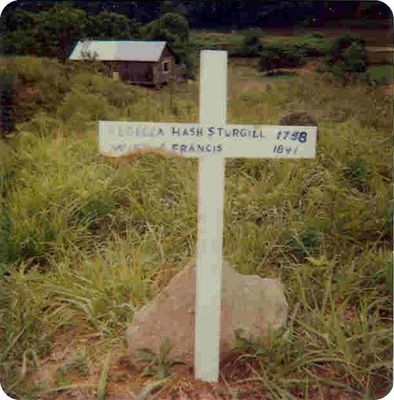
[25,335,269,400]
[382,84,393,97]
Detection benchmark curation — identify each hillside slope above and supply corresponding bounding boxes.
[0,56,392,399]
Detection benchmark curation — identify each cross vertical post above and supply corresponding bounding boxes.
[194,50,228,383]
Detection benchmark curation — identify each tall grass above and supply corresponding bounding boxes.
[0,56,392,398]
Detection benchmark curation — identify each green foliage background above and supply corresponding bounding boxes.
[0,55,392,398]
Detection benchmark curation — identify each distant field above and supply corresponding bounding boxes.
[261,26,393,47]
[191,26,393,55]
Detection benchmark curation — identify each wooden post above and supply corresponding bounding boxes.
[194,50,228,383]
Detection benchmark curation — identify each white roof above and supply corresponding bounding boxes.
[69,40,168,62]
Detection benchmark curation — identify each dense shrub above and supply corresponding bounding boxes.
[281,45,305,67]
[72,73,136,109]
[1,57,69,124]
[237,28,263,57]
[324,34,367,85]
[16,112,61,137]
[310,31,324,39]
[259,44,305,74]
[0,56,143,135]
[259,45,282,74]
[57,87,119,130]
[0,69,17,136]
[293,34,333,57]
[0,201,17,273]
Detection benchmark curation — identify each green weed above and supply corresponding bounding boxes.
[282,225,321,262]
[139,338,183,380]
[343,156,371,191]
[75,194,114,232]
[96,353,110,400]
[57,348,90,377]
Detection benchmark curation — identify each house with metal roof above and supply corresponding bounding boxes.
[69,40,187,86]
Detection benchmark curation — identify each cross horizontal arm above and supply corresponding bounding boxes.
[99,121,317,159]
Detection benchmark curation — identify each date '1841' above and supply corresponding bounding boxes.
[273,130,309,155]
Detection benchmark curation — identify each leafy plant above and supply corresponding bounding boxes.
[233,327,301,375]
[57,348,90,376]
[233,328,266,357]
[282,225,321,262]
[343,156,371,191]
[76,195,114,232]
[138,338,183,379]
[15,213,57,265]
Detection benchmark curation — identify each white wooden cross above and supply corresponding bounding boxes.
[99,50,317,383]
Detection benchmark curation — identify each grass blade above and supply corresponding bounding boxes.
[96,353,110,400]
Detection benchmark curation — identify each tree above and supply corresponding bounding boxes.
[144,12,189,42]
[0,9,36,33]
[0,9,39,55]
[142,12,193,76]
[0,3,87,60]
[34,3,88,62]
[87,11,141,39]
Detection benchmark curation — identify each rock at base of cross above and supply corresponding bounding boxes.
[126,261,288,368]
[279,110,318,127]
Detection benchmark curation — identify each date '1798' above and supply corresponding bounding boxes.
[277,131,308,143]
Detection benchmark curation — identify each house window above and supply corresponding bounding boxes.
[162,60,170,74]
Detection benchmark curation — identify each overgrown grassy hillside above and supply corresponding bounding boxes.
[0,56,392,399]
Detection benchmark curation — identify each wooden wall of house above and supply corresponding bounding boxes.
[153,46,176,84]
[118,61,154,84]
[106,45,182,85]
